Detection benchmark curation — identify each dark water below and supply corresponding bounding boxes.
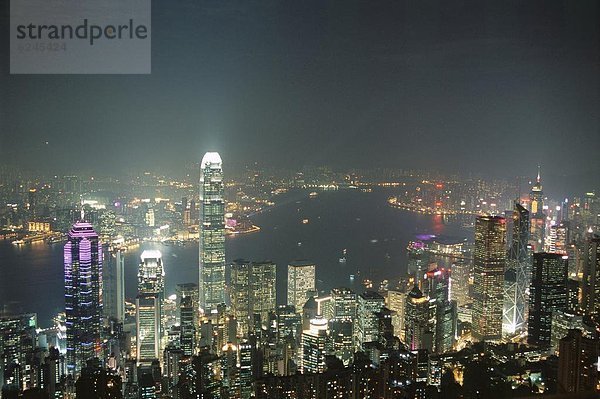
[0,189,471,326]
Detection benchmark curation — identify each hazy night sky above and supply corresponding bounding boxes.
[1,1,599,194]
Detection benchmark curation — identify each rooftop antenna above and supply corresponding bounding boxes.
[536,165,541,183]
[80,197,85,222]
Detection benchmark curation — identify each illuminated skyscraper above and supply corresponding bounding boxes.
[528,253,568,346]
[287,261,316,312]
[330,288,357,366]
[300,316,329,374]
[136,293,161,364]
[404,285,434,351]
[529,168,545,252]
[503,202,530,336]
[423,268,456,353]
[581,233,600,315]
[472,215,506,341]
[385,289,406,342]
[177,283,199,357]
[139,250,165,299]
[199,152,226,313]
[356,291,385,349]
[64,222,103,375]
[104,249,125,323]
[231,259,277,336]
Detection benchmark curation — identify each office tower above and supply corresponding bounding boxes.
[239,341,253,399]
[424,268,456,353]
[472,215,506,341]
[231,260,277,337]
[275,305,301,344]
[328,288,356,366]
[407,241,429,279]
[450,260,471,308]
[199,151,226,313]
[527,253,568,346]
[502,269,519,337]
[104,249,126,323]
[557,329,599,393]
[581,233,600,315]
[356,291,385,349]
[250,261,277,329]
[385,289,406,342]
[504,202,530,336]
[0,314,37,391]
[300,316,329,374]
[139,250,165,299]
[404,285,434,351]
[330,288,357,320]
[220,343,240,398]
[136,294,161,364]
[566,278,579,313]
[550,221,569,255]
[231,259,251,336]
[64,222,103,375]
[287,261,316,312]
[180,294,197,357]
[43,347,65,399]
[529,169,545,252]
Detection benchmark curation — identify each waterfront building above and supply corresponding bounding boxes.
[287,261,316,313]
[199,151,226,313]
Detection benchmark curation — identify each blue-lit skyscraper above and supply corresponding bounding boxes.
[199,152,226,313]
[64,222,103,376]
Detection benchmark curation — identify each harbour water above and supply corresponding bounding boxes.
[0,189,472,326]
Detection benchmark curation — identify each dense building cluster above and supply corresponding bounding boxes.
[0,158,599,398]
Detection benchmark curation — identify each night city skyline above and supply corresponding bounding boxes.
[1,1,600,399]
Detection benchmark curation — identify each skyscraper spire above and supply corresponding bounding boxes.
[536,165,541,183]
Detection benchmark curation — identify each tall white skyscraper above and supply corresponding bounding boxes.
[287,261,316,312]
[199,152,226,313]
[139,250,165,299]
[137,250,164,365]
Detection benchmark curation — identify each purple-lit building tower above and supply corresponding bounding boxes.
[64,222,103,376]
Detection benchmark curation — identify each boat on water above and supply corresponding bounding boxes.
[309,191,318,198]
[12,239,24,245]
